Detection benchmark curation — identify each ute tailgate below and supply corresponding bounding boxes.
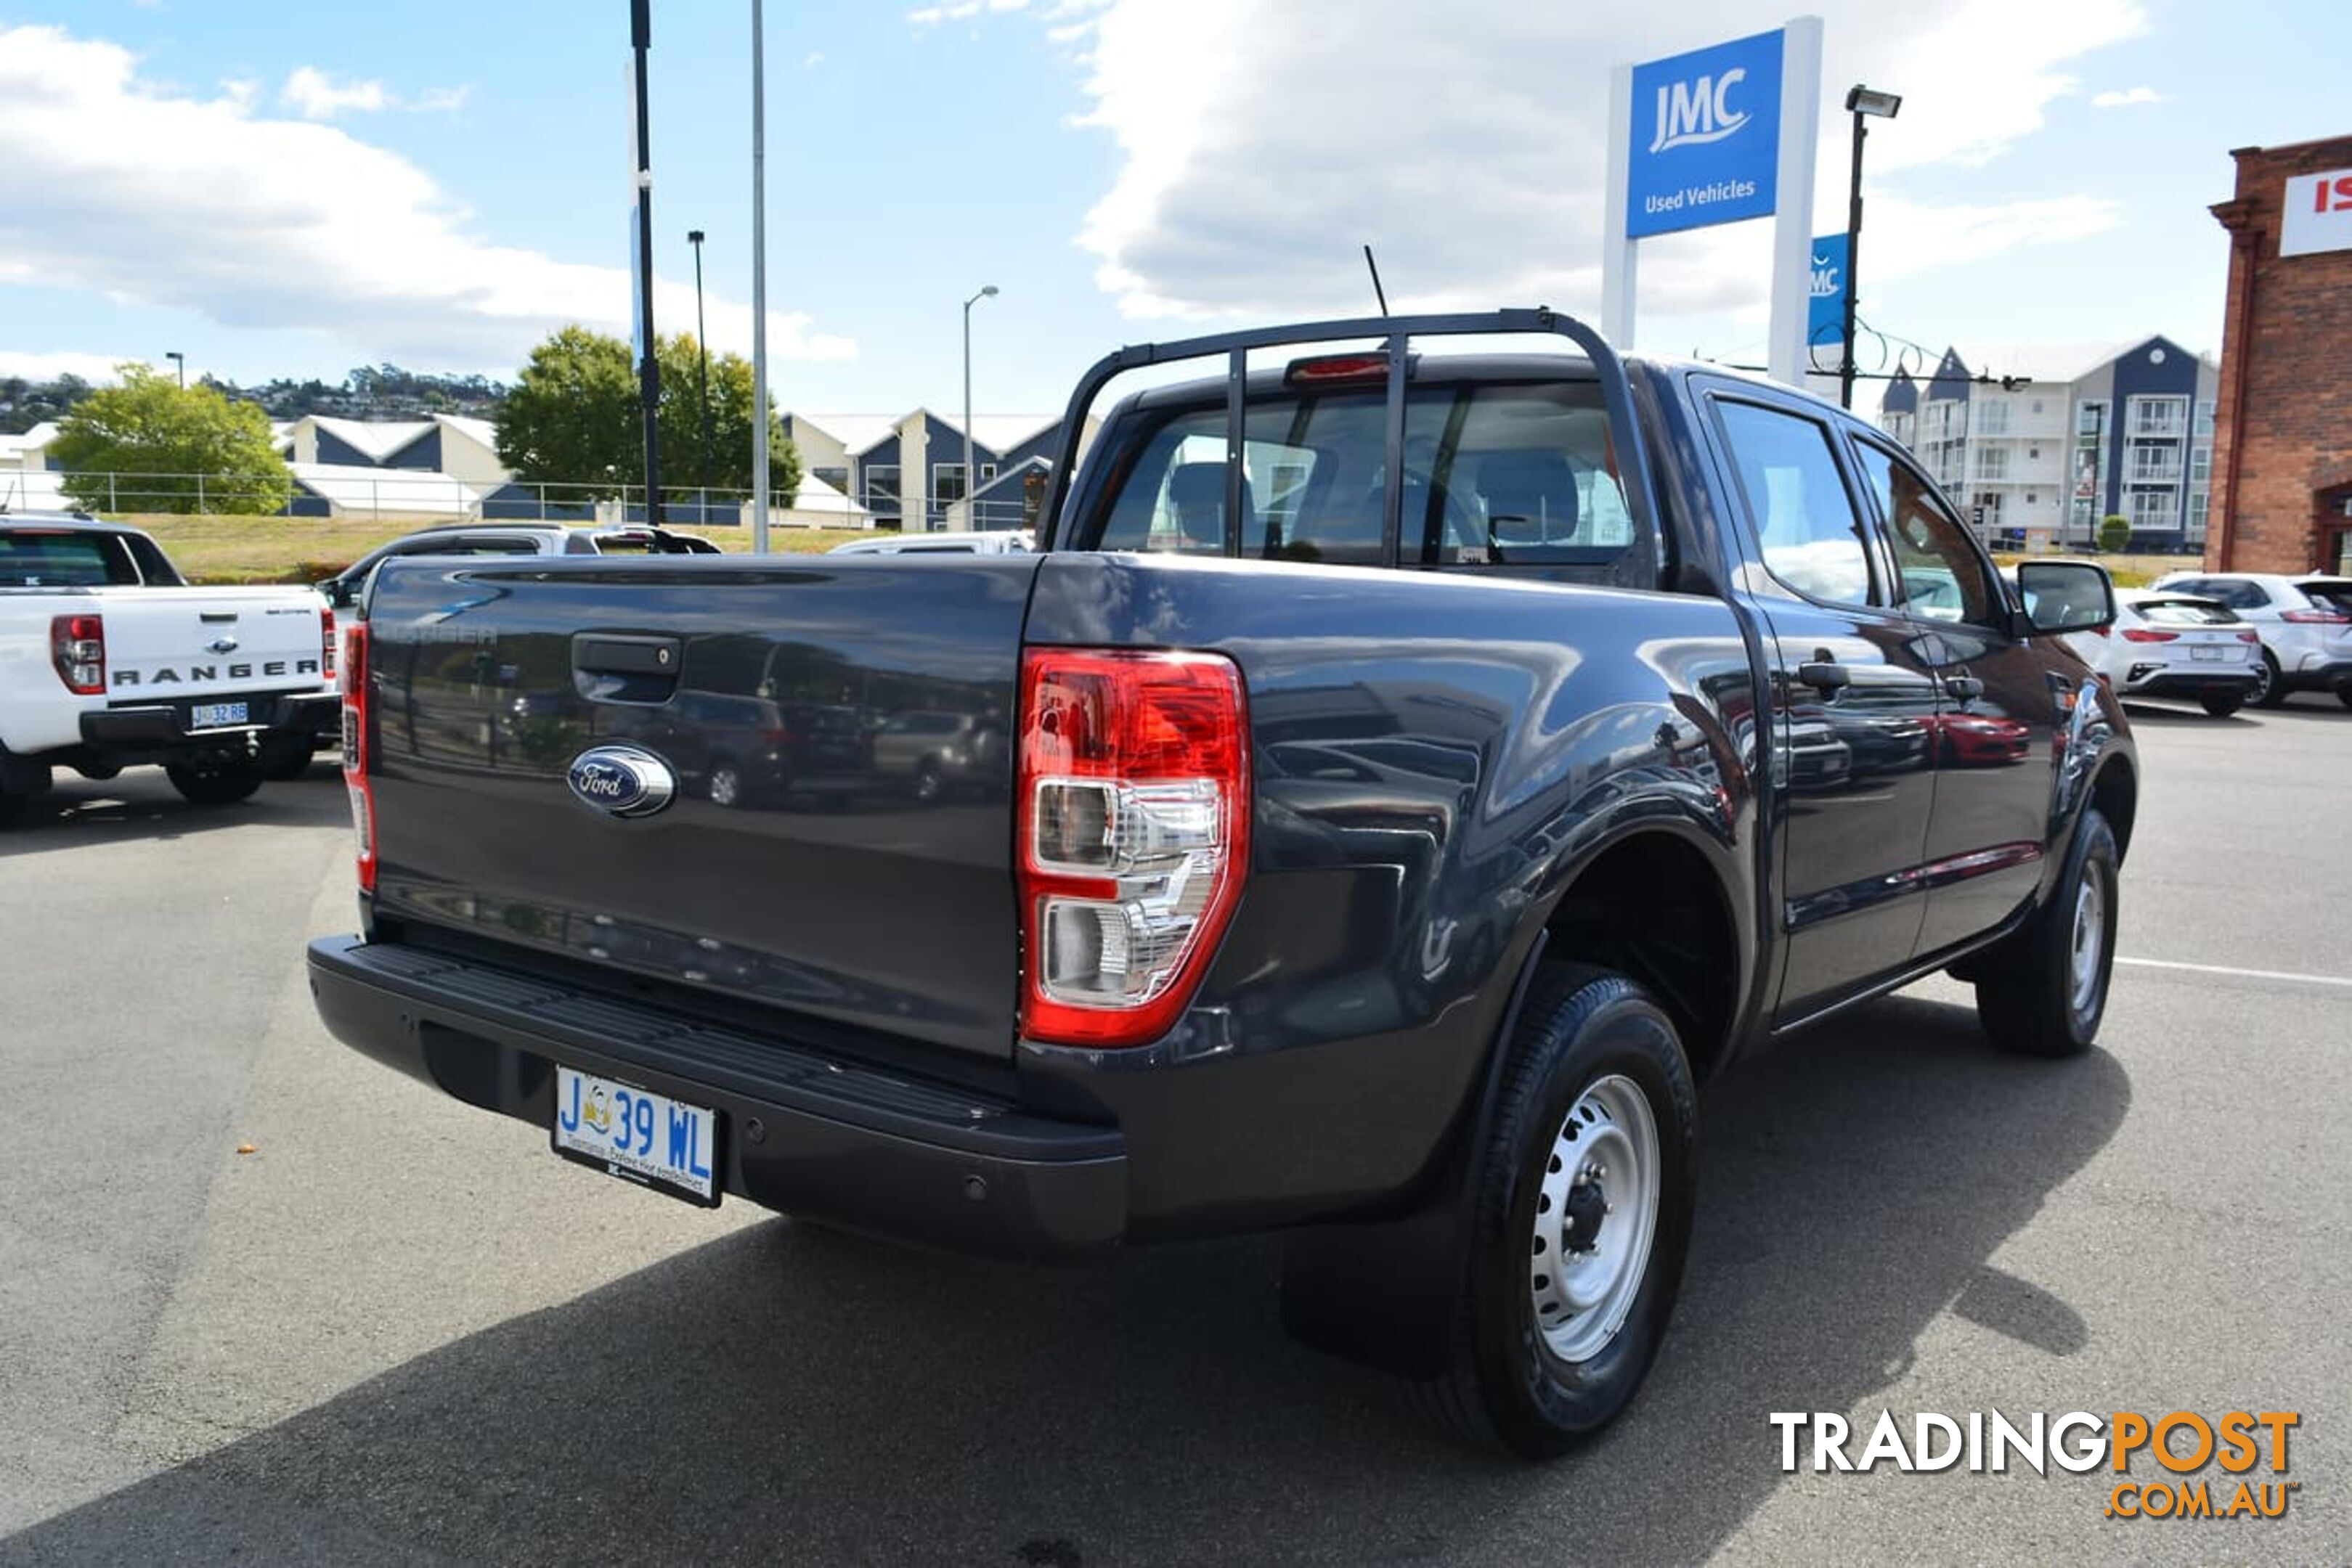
[359,552,1043,1061]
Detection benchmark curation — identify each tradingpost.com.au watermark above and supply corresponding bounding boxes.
[1771,1410,2302,1521]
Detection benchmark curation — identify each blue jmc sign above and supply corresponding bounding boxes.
[1807,232,1848,348]
[1627,29,1784,240]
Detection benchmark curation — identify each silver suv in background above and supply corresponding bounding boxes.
[2146,572,2352,708]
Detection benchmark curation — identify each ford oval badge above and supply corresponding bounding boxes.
[565,745,677,820]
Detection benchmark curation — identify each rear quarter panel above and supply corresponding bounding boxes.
[1020,552,1760,1234]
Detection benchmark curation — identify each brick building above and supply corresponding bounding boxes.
[2207,134,2352,576]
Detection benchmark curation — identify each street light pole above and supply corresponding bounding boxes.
[630,0,664,524]
[1840,85,1902,412]
[165,351,184,388]
[688,228,711,510]
[962,284,997,533]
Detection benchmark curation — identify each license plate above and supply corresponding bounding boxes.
[189,701,249,728]
[2189,645,2223,662]
[552,1066,720,1205]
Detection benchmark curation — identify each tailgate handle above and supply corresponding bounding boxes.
[199,611,240,624]
[574,635,682,677]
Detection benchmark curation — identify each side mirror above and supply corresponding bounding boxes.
[2015,560,2117,635]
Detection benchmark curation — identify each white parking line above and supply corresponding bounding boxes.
[2117,956,2352,989]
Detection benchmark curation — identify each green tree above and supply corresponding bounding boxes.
[2097,513,2131,553]
[496,326,799,507]
[49,364,291,515]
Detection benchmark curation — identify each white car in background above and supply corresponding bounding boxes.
[2057,588,2264,716]
[2146,571,2352,709]
[826,528,1034,557]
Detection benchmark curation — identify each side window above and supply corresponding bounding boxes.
[2229,581,2271,610]
[1714,399,1880,608]
[1851,441,2000,628]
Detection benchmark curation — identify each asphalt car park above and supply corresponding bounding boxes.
[1,701,2348,1565]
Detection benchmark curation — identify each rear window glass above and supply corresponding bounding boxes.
[0,531,142,587]
[2299,581,2352,617]
[1075,380,1640,580]
[2135,598,2239,627]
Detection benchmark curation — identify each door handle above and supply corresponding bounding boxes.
[1796,661,1851,693]
[1942,674,1985,703]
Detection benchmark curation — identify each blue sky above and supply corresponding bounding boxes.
[1,1,2345,419]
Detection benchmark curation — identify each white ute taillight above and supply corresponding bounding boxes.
[1017,648,1250,1048]
[50,613,106,694]
[341,621,376,892]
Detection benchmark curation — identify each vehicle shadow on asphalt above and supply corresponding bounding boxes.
[0,769,345,857]
[2,995,2128,1566]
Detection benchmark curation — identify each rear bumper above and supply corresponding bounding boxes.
[79,690,338,750]
[2115,669,2261,698]
[306,935,1128,1257]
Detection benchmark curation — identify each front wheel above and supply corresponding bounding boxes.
[166,756,264,807]
[1409,963,1696,1458]
[2336,687,2352,711]
[1974,809,2119,1057]
[2199,688,2245,717]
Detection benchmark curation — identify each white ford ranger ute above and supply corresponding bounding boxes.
[0,513,338,825]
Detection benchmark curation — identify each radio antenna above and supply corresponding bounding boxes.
[1363,244,1390,317]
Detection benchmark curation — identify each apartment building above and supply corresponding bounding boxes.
[1877,338,2217,551]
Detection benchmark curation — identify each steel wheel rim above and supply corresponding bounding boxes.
[1529,1073,1660,1363]
[2070,870,2106,1014]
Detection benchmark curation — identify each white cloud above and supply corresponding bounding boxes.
[1026,0,2145,324]
[281,65,388,119]
[909,0,1030,32]
[0,25,854,374]
[280,65,469,120]
[2090,86,2163,108]
[0,351,129,385]
[802,51,826,70]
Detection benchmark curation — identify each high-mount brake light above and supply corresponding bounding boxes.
[341,621,376,893]
[1283,352,1393,386]
[50,613,106,694]
[1017,648,1249,1048]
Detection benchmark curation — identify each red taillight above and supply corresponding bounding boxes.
[2237,630,2262,644]
[2119,627,2177,643]
[321,607,337,680]
[50,613,106,694]
[1017,648,1249,1048]
[341,621,375,893]
[2282,608,2351,624]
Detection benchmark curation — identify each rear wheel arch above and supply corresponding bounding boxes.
[1533,826,1746,1085]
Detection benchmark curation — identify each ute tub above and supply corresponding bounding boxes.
[306,934,1128,1258]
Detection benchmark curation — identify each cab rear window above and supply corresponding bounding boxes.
[0,531,142,587]
[1073,380,1641,581]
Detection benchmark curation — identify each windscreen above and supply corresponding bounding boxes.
[0,529,142,587]
[1074,380,1639,578]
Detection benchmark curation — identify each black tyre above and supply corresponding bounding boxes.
[1409,963,1697,1458]
[1974,808,2119,1057]
[2336,687,2352,711]
[2250,650,2287,709]
[2198,688,2245,718]
[166,756,264,807]
[0,787,29,830]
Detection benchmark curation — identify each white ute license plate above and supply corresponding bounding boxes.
[552,1066,719,1204]
[190,701,249,728]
